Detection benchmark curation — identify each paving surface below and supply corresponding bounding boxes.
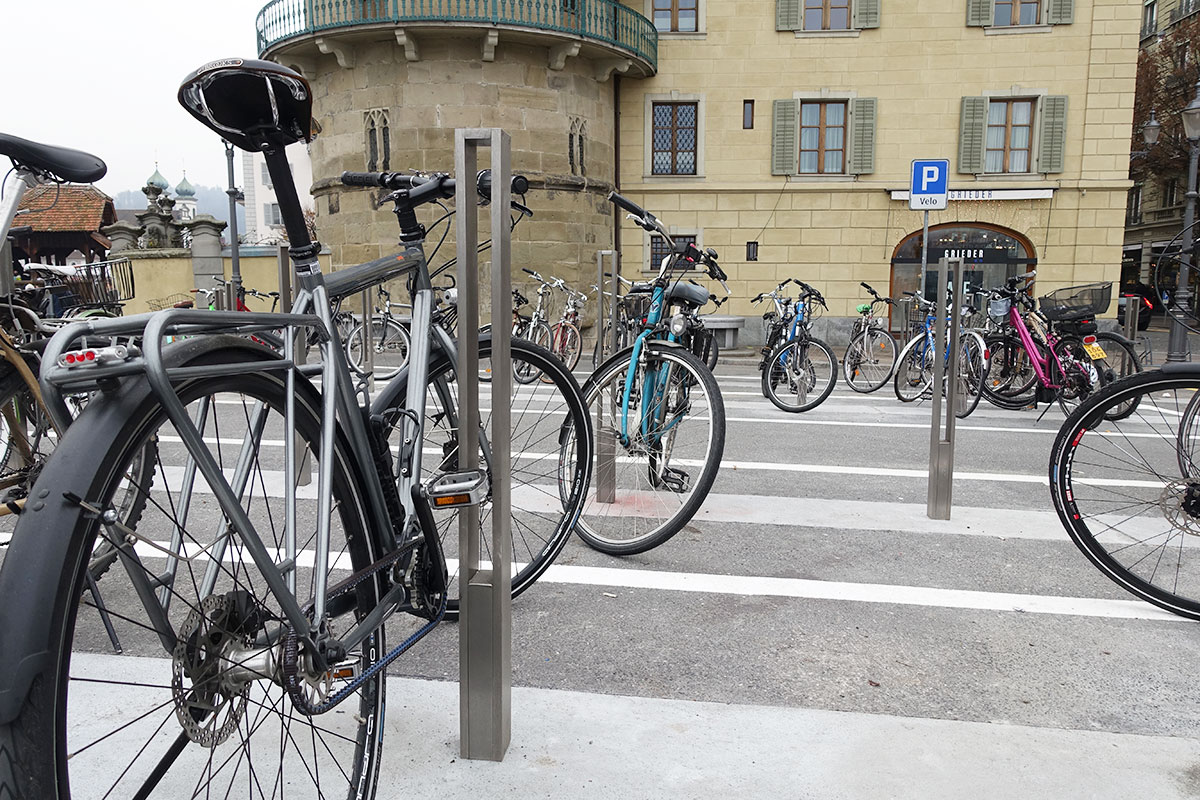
[6,323,1200,798]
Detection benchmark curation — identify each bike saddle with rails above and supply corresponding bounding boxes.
[0,133,106,183]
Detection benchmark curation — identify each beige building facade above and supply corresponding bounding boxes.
[619,0,1139,333]
[256,0,1138,338]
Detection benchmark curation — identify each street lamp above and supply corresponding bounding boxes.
[1168,83,1200,361]
[1132,110,1162,159]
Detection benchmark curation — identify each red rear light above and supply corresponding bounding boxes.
[1083,335,1097,345]
[1144,297,1153,309]
[64,353,76,364]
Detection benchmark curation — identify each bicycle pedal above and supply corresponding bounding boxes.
[660,467,690,494]
[423,470,488,508]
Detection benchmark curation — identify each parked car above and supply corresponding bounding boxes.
[1117,282,1160,331]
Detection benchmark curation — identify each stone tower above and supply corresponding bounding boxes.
[256,2,657,289]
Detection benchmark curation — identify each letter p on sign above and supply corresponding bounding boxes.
[910,159,949,211]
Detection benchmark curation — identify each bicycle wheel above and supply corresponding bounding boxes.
[843,327,897,393]
[1051,369,1200,620]
[0,347,393,799]
[952,331,985,419]
[592,322,613,368]
[981,333,1038,409]
[513,321,550,384]
[762,336,838,412]
[374,335,592,617]
[346,316,411,380]
[542,321,582,383]
[685,325,719,371]
[577,341,725,555]
[893,335,934,402]
[1093,331,1144,421]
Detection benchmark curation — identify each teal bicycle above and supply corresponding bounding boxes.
[575,193,728,555]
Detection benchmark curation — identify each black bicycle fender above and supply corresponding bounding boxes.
[0,336,281,725]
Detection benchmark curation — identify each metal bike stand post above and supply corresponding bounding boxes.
[456,128,512,761]
[278,244,311,486]
[360,287,374,390]
[1123,294,1140,373]
[927,256,963,520]
[595,249,617,504]
[0,240,13,296]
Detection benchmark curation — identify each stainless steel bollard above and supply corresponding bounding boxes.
[595,249,618,504]
[455,129,512,762]
[927,256,963,520]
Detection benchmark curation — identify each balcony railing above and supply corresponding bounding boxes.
[257,0,657,71]
[1171,0,1200,24]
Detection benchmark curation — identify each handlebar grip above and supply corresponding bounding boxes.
[609,191,653,224]
[522,268,536,276]
[340,171,389,187]
[902,291,916,297]
[476,171,530,199]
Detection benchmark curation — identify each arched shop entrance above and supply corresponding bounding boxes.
[889,223,1037,332]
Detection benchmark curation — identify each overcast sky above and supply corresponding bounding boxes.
[4,0,265,196]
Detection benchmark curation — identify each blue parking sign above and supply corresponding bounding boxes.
[910,160,949,210]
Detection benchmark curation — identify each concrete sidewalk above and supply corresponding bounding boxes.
[379,676,1200,799]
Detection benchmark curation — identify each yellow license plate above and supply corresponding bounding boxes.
[1083,342,1106,359]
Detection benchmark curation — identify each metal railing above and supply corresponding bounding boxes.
[256,0,658,69]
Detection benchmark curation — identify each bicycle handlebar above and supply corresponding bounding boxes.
[340,169,529,199]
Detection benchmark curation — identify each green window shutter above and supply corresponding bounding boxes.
[776,0,801,30]
[853,0,881,29]
[772,100,799,176]
[1046,0,1074,25]
[848,97,877,174]
[958,96,987,174]
[1038,95,1068,174]
[966,0,993,26]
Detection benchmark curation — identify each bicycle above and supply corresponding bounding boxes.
[843,281,898,393]
[575,192,728,555]
[892,290,986,419]
[1049,363,1200,620]
[541,276,586,373]
[0,60,593,798]
[757,279,839,413]
[345,283,412,379]
[591,271,649,369]
[0,138,155,554]
[981,275,1140,419]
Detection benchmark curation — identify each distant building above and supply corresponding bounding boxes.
[242,144,315,245]
[12,183,116,265]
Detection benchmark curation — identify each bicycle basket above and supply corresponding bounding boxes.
[148,292,193,310]
[1038,282,1111,321]
[988,297,1011,319]
[61,257,136,307]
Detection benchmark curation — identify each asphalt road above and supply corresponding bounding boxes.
[2,349,1199,798]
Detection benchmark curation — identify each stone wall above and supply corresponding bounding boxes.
[301,36,620,325]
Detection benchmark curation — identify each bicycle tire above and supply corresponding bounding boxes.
[374,335,592,617]
[981,333,1038,408]
[576,341,725,555]
[1092,331,1143,421]
[1051,368,1200,620]
[952,330,986,419]
[843,327,897,393]
[513,321,550,384]
[346,316,411,380]
[893,334,934,402]
[552,321,583,372]
[762,336,838,412]
[0,344,391,799]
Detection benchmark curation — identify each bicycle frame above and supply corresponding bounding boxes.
[1006,303,1069,389]
[38,149,451,673]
